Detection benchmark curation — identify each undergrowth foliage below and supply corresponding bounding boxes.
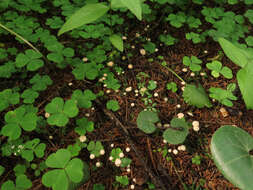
[0,0,253,189]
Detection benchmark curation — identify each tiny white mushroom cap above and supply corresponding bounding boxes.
[190,72,195,77]
[193,125,200,132]
[176,104,181,108]
[100,149,105,155]
[110,143,114,148]
[96,162,101,167]
[163,139,167,144]
[115,158,122,167]
[126,147,131,152]
[119,152,124,158]
[173,149,178,155]
[45,112,50,118]
[192,121,199,128]
[90,154,95,159]
[181,81,186,85]
[180,145,186,151]
[140,49,146,55]
[109,156,113,161]
[130,184,135,189]
[163,97,168,102]
[127,168,131,172]
[107,61,114,67]
[130,103,135,107]
[79,135,87,142]
[168,149,172,153]
[128,64,133,69]
[182,68,188,72]
[177,113,184,119]
[154,92,159,97]
[125,86,132,92]
[133,178,136,183]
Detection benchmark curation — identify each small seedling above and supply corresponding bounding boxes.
[166,82,177,92]
[209,83,237,107]
[206,60,233,79]
[192,155,201,165]
[183,56,202,72]
[106,100,120,111]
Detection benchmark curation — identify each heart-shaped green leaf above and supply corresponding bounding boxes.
[211,125,253,190]
[137,111,159,134]
[163,118,189,144]
[46,149,71,168]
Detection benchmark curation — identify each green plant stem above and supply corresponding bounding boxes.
[0,22,42,55]
[161,63,186,83]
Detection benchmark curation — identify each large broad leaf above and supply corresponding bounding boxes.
[218,38,252,68]
[237,61,253,109]
[211,125,253,190]
[119,0,142,20]
[137,111,159,134]
[183,84,212,108]
[109,34,123,52]
[58,3,109,36]
[163,118,189,144]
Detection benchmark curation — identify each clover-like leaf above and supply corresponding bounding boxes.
[65,158,84,183]
[211,125,253,190]
[106,100,120,111]
[15,49,44,71]
[42,169,68,190]
[30,74,53,91]
[0,89,20,112]
[183,84,212,108]
[72,89,96,109]
[46,149,71,168]
[21,89,39,104]
[137,110,159,134]
[163,118,189,144]
[1,106,38,140]
[75,117,94,136]
[183,56,202,72]
[45,97,79,127]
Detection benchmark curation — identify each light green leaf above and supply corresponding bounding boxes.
[65,158,84,183]
[42,169,69,190]
[58,3,109,36]
[119,0,142,20]
[218,38,251,68]
[63,99,79,118]
[46,149,71,168]
[211,125,253,190]
[109,34,123,52]
[183,84,212,108]
[237,62,253,109]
